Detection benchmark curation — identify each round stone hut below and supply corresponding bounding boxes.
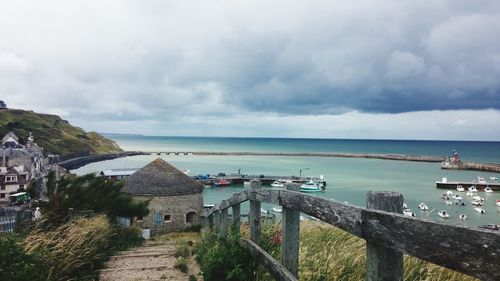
[123,158,203,235]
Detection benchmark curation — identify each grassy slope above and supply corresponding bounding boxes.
[0,109,122,158]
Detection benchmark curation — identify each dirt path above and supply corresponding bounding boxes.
[99,233,201,281]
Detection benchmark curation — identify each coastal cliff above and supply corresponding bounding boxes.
[0,108,123,158]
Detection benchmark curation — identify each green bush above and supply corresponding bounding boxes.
[175,244,190,258]
[189,275,197,281]
[174,257,188,273]
[184,223,202,232]
[195,227,256,281]
[0,234,51,281]
[111,225,144,252]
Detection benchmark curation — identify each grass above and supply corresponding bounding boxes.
[298,221,477,281]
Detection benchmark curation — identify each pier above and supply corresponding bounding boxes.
[147,151,446,162]
[441,161,500,173]
[436,180,500,191]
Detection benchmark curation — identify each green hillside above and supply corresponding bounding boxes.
[0,109,123,158]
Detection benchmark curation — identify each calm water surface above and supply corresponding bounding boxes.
[74,136,500,227]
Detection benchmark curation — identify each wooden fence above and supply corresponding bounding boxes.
[202,180,500,281]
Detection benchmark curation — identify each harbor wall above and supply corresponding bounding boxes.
[57,151,149,170]
[441,162,500,173]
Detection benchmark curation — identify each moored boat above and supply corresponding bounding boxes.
[468,186,478,193]
[471,200,482,206]
[452,194,463,200]
[484,186,493,193]
[496,200,500,207]
[437,210,450,219]
[456,185,465,192]
[474,207,485,214]
[418,202,429,211]
[459,214,467,220]
[270,180,285,188]
[300,180,322,193]
[214,179,231,186]
[272,207,283,213]
[403,209,416,217]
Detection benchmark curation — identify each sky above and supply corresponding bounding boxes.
[1,0,500,140]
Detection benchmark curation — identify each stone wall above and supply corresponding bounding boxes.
[132,193,203,235]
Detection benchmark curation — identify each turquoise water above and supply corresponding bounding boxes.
[74,136,500,227]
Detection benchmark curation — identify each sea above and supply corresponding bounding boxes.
[73,135,500,227]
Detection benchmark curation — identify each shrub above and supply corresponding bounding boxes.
[189,275,197,281]
[24,215,115,280]
[175,244,190,258]
[111,225,144,252]
[184,223,202,232]
[174,257,188,273]
[0,234,51,281]
[195,227,256,281]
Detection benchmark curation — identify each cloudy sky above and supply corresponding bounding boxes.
[1,0,500,140]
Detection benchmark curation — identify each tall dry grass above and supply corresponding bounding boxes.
[24,215,114,280]
[299,221,477,281]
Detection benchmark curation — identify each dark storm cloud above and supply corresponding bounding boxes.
[0,0,499,138]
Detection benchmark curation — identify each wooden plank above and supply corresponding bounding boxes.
[361,209,500,281]
[282,183,300,277]
[214,210,221,233]
[249,179,262,244]
[221,208,228,236]
[277,190,363,236]
[365,191,403,281]
[232,203,241,229]
[202,190,249,217]
[239,239,298,281]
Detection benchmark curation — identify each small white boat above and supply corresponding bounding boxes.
[477,177,487,184]
[261,208,269,214]
[484,186,493,193]
[490,177,498,181]
[270,180,285,188]
[437,210,450,219]
[272,207,283,213]
[468,186,478,193]
[497,200,500,207]
[472,196,484,202]
[403,203,408,209]
[445,201,453,206]
[418,202,429,211]
[300,180,322,193]
[471,200,482,206]
[446,190,453,196]
[243,181,251,187]
[452,195,463,200]
[474,208,486,214]
[456,185,465,192]
[459,214,467,220]
[403,209,416,217]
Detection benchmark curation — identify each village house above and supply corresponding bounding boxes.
[0,132,44,204]
[123,158,203,235]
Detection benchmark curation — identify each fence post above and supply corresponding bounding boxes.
[249,179,262,244]
[282,183,301,278]
[232,203,241,229]
[221,208,228,236]
[214,210,221,233]
[366,191,404,281]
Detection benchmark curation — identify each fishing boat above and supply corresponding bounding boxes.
[468,186,478,193]
[270,180,285,188]
[214,179,230,186]
[300,180,322,193]
[484,186,493,193]
[452,195,463,200]
[418,202,429,211]
[459,214,467,220]
[403,209,416,217]
[272,207,283,213]
[456,185,465,192]
[474,208,486,214]
[437,210,450,219]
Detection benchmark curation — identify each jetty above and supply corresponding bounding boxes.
[441,161,500,173]
[436,179,500,191]
[202,180,500,281]
[147,151,446,162]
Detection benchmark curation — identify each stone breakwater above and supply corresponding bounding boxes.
[189,151,446,162]
[58,151,149,170]
[441,162,500,173]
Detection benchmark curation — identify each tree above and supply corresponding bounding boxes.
[39,172,149,228]
[0,100,6,109]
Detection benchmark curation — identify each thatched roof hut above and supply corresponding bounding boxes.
[123,158,202,196]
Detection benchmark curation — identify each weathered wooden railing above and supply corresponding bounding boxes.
[202,180,500,281]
